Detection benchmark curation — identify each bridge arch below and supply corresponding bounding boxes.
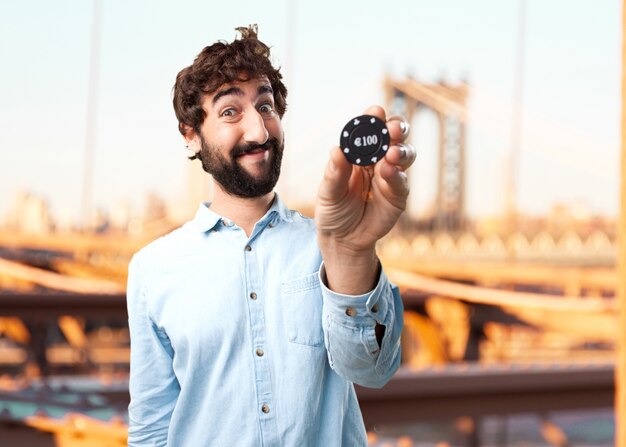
[384,75,468,232]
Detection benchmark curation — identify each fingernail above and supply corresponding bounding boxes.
[399,145,407,159]
[402,121,411,136]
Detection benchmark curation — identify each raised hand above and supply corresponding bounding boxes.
[316,105,415,294]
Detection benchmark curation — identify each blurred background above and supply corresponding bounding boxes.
[0,0,621,445]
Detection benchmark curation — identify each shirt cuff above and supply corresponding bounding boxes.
[318,262,390,326]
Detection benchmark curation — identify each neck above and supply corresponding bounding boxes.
[209,182,275,236]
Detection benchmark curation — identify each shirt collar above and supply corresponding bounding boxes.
[191,192,293,233]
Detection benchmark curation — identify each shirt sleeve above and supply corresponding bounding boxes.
[127,255,180,446]
[319,263,403,388]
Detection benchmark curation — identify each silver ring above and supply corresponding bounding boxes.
[396,143,416,164]
[387,115,410,138]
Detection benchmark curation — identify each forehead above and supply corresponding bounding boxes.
[205,76,272,103]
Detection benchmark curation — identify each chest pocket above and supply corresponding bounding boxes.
[281,272,324,347]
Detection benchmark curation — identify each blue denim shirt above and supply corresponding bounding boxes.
[127,195,403,446]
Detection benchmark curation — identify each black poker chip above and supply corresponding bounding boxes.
[339,114,390,166]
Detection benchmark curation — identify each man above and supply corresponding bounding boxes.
[127,25,415,446]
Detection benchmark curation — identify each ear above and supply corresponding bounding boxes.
[181,124,201,155]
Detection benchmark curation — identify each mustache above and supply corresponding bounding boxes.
[231,138,279,157]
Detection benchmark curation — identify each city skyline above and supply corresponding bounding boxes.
[0,0,620,226]
[2,187,615,239]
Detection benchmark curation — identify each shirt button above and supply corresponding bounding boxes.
[250,292,257,300]
[244,245,252,252]
[261,404,270,414]
[268,222,275,228]
[371,303,379,313]
[345,307,356,317]
[256,348,264,357]
[222,219,233,227]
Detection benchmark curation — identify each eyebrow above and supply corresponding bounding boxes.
[258,84,273,96]
[212,84,274,105]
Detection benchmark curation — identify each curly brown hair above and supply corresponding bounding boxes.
[172,25,288,139]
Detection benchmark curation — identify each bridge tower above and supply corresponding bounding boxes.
[383,76,469,232]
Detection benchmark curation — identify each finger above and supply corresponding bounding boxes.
[362,105,386,122]
[386,115,410,143]
[384,143,416,170]
[318,146,353,201]
[376,159,409,204]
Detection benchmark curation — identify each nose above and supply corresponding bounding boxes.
[242,110,269,146]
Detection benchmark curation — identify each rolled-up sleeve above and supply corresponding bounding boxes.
[127,255,180,446]
[320,264,403,388]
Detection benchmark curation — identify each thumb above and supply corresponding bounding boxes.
[318,146,353,202]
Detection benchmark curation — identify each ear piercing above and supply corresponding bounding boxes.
[185,144,199,159]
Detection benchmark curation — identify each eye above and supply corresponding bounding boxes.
[221,108,237,117]
[259,103,274,114]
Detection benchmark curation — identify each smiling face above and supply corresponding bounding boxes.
[188,76,285,198]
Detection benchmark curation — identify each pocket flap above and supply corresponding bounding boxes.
[281,272,324,347]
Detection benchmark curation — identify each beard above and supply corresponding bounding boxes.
[197,134,284,198]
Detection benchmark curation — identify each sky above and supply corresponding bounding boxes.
[0,0,621,225]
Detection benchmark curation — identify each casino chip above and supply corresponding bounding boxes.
[340,115,390,166]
